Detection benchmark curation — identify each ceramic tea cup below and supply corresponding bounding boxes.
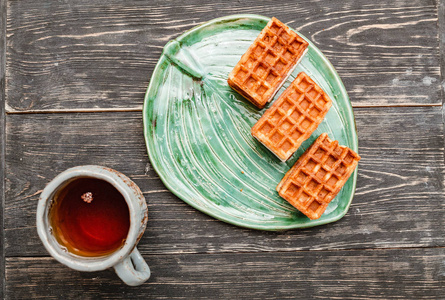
[36,165,150,286]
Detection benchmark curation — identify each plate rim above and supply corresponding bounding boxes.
[143,14,359,231]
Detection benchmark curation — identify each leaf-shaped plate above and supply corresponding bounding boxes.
[143,14,359,230]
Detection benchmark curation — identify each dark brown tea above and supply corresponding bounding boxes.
[50,177,130,257]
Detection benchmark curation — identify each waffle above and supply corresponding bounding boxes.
[251,72,332,161]
[228,17,309,109]
[276,133,360,220]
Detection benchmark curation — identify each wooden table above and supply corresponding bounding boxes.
[1,1,444,298]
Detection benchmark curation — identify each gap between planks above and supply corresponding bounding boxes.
[5,244,445,259]
[4,107,144,114]
[4,103,444,115]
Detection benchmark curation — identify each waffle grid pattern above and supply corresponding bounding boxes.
[251,72,332,161]
[228,17,309,108]
[276,133,360,220]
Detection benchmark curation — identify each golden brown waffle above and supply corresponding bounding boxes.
[276,133,360,220]
[251,72,332,161]
[228,17,309,109]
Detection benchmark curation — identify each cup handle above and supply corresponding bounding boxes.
[114,248,151,286]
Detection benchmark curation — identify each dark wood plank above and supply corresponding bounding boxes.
[1,0,6,297]
[5,0,440,112]
[440,0,445,110]
[4,106,444,257]
[439,2,444,231]
[5,247,445,299]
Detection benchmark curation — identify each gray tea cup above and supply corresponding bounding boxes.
[36,165,151,286]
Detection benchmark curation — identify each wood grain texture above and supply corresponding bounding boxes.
[5,247,445,299]
[440,0,445,112]
[2,1,445,298]
[5,0,441,112]
[1,0,6,297]
[4,106,444,257]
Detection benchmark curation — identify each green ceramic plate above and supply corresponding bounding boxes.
[143,14,359,230]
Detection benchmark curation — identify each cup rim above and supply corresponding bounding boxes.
[36,165,144,271]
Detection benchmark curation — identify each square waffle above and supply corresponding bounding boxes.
[276,133,360,220]
[228,17,309,109]
[251,72,332,161]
